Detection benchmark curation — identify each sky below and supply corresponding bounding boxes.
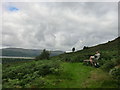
[2,2,118,51]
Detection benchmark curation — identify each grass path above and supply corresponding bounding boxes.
[58,63,94,88]
[44,62,93,88]
[44,62,117,88]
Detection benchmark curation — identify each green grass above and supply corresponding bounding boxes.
[81,69,117,88]
[40,62,117,88]
[2,60,118,88]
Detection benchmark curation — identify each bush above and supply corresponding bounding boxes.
[61,54,84,63]
[61,55,71,62]
[2,60,62,88]
[100,52,113,60]
[35,49,50,60]
[101,60,115,72]
[109,67,120,80]
[71,56,83,62]
[98,59,106,66]
[30,77,46,88]
[83,46,89,49]
[109,67,120,88]
[113,59,120,66]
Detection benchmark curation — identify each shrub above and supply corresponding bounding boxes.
[114,59,120,66]
[2,60,62,88]
[83,46,89,49]
[35,49,50,60]
[101,60,115,72]
[72,47,75,52]
[71,56,83,62]
[98,59,107,66]
[100,52,113,60]
[29,76,50,88]
[109,67,120,88]
[109,67,120,80]
[61,55,71,62]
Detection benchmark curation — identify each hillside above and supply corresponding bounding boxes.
[1,48,64,57]
[80,36,119,52]
[2,37,120,88]
[74,36,119,53]
[54,37,120,62]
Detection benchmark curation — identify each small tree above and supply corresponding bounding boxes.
[72,47,75,52]
[35,49,50,60]
[83,46,89,49]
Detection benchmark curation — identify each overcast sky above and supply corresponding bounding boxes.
[2,2,118,51]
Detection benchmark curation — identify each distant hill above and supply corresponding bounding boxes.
[1,48,64,57]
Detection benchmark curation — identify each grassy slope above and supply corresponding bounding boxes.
[44,37,119,88]
[3,62,117,88]
[43,37,120,88]
[2,37,119,88]
[52,37,119,63]
[45,62,93,88]
[43,62,117,88]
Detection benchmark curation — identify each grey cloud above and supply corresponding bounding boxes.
[2,2,118,51]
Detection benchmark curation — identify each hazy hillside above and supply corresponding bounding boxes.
[1,48,64,57]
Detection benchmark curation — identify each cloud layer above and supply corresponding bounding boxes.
[2,2,118,51]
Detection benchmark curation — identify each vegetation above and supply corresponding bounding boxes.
[72,47,75,52]
[2,60,62,88]
[109,66,120,88]
[83,46,89,49]
[2,37,120,88]
[2,58,33,64]
[35,49,50,60]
